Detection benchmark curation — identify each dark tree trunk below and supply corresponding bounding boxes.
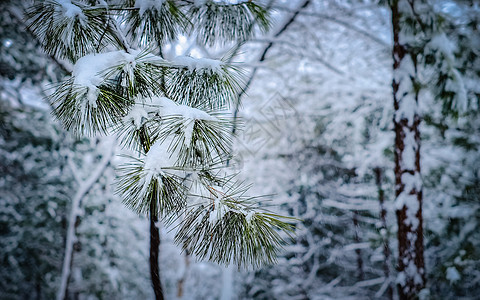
[352,211,364,281]
[391,1,426,298]
[150,203,164,300]
[374,167,393,300]
[139,128,164,300]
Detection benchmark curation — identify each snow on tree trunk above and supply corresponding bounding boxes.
[57,141,114,300]
[391,1,426,298]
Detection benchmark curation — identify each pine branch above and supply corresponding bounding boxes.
[123,0,189,47]
[186,0,271,46]
[25,1,122,62]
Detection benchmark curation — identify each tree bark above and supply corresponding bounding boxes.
[150,206,164,300]
[139,127,164,300]
[391,1,426,298]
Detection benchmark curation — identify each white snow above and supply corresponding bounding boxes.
[135,0,166,15]
[57,0,86,23]
[73,51,129,107]
[141,138,178,196]
[445,69,468,112]
[400,129,417,170]
[401,172,422,194]
[149,96,215,121]
[183,119,195,145]
[194,0,207,7]
[57,143,115,300]
[143,138,177,176]
[245,211,255,223]
[149,97,216,145]
[446,266,461,283]
[125,96,216,146]
[395,192,420,230]
[429,33,457,62]
[209,203,226,224]
[124,104,149,129]
[395,93,417,125]
[172,56,223,74]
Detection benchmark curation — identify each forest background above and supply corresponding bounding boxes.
[1,0,479,299]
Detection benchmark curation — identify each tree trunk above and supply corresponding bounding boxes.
[138,126,165,300]
[150,199,164,300]
[391,1,426,298]
[352,211,364,281]
[374,167,393,300]
[177,252,190,298]
[57,146,114,300]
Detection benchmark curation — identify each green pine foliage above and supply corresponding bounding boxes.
[26,0,292,268]
[0,100,72,299]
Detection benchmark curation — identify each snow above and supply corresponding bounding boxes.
[400,129,417,170]
[135,0,166,15]
[143,138,177,178]
[124,104,149,129]
[148,97,216,145]
[124,96,217,149]
[394,55,418,126]
[446,266,460,283]
[140,137,180,198]
[194,0,207,7]
[401,172,422,194]
[429,33,457,62]
[395,192,420,229]
[73,51,130,107]
[57,0,86,24]
[183,120,195,145]
[172,56,224,74]
[245,211,255,223]
[208,197,227,224]
[149,96,216,121]
[57,141,115,300]
[445,69,468,112]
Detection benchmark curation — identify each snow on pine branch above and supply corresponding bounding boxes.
[120,95,231,169]
[135,0,166,15]
[26,0,120,61]
[72,51,230,112]
[172,56,224,74]
[72,50,136,107]
[174,178,294,268]
[57,0,86,24]
[123,96,217,145]
[426,33,468,112]
[167,56,242,109]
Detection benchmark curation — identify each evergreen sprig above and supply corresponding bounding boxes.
[175,180,294,268]
[117,111,162,153]
[187,0,271,46]
[123,0,190,47]
[26,0,120,62]
[116,155,187,217]
[101,49,169,98]
[157,115,233,168]
[26,0,294,270]
[166,61,244,109]
[49,79,131,136]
